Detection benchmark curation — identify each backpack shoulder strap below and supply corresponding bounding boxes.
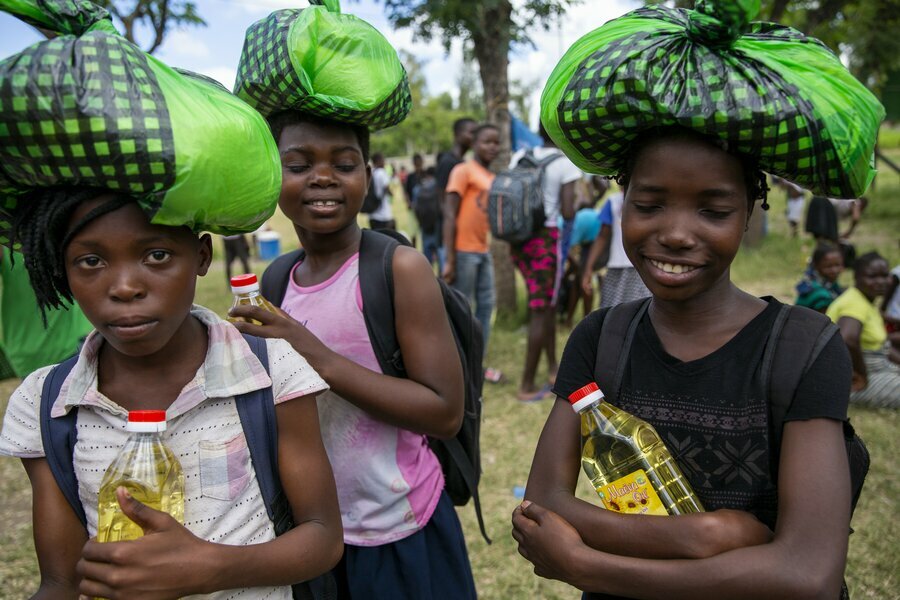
[594,298,651,404]
[763,304,839,473]
[236,334,338,600]
[39,355,87,529]
[358,229,405,376]
[234,333,292,535]
[261,249,305,307]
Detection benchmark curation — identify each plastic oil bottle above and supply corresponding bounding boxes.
[97,410,184,542]
[569,382,704,516]
[227,273,279,325]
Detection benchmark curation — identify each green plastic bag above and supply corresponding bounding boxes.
[0,0,281,236]
[540,0,885,198]
[235,0,411,130]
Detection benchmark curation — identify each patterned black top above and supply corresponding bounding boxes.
[552,297,850,600]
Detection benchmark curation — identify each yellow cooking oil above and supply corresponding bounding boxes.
[97,411,184,542]
[569,382,703,516]
[227,273,279,325]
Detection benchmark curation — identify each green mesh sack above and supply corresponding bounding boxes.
[235,0,411,130]
[540,0,885,199]
[0,0,281,237]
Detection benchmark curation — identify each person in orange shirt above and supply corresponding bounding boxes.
[443,124,501,376]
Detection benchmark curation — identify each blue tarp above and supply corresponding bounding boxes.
[510,114,542,151]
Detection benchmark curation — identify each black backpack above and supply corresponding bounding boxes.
[262,229,491,543]
[360,180,381,215]
[413,177,441,234]
[39,333,335,600]
[487,149,563,244]
[595,298,869,599]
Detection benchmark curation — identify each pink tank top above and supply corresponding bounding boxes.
[281,253,444,546]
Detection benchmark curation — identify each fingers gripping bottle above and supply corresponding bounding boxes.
[569,382,704,516]
[97,410,184,542]
[227,273,279,324]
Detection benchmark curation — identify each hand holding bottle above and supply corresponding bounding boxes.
[79,487,213,599]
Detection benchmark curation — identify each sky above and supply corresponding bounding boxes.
[0,0,635,128]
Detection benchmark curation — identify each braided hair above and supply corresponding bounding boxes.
[3,188,131,320]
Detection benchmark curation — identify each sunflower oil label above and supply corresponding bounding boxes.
[595,469,667,515]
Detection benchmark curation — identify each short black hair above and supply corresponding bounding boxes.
[472,123,499,142]
[854,251,886,277]
[453,118,476,136]
[812,241,841,266]
[267,110,370,163]
[615,127,770,210]
[3,188,133,320]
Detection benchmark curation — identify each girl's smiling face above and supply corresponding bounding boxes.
[621,133,750,303]
[277,121,370,235]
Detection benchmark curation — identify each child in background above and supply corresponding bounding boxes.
[444,123,504,383]
[513,0,882,597]
[0,191,342,599]
[580,188,650,308]
[230,112,476,599]
[795,241,845,312]
[827,252,900,408]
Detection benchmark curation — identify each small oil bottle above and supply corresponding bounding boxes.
[227,273,279,324]
[569,382,704,516]
[97,410,184,542]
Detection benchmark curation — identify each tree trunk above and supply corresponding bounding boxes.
[472,0,518,315]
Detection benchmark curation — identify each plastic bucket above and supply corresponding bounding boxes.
[257,230,281,261]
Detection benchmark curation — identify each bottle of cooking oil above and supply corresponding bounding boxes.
[97,410,184,542]
[569,382,703,516]
[227,273,279,325]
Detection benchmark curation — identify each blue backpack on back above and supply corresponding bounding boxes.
[39,333,334,600]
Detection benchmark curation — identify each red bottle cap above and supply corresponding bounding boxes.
[568,382,604,412]
[230,274,258,287]
[127,410,166,422]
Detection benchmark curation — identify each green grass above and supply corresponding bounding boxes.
[1,174,899,598]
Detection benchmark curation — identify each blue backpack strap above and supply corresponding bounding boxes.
[237,333,337,600]
[39,355,87,529]
[234,333,293,535]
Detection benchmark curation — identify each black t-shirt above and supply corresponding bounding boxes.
[435,151,462,193]
[552,298,850,600]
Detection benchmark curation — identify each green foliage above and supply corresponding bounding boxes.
[378,0,579,51]
[93,0,206,54]
[370,50,484,158]
[647,0,900,96]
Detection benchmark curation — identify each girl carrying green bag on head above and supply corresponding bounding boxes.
[0,2,344,598]
[514,1,882,598]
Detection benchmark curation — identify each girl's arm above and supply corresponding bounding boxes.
[77,394,343,598]
[581,225,611,296]
[21,457,88,599]
[836,316,867,387]
[522,398,771,561]
[515,418,850,599]
[232,247,464,439]
[441,191,462,284]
